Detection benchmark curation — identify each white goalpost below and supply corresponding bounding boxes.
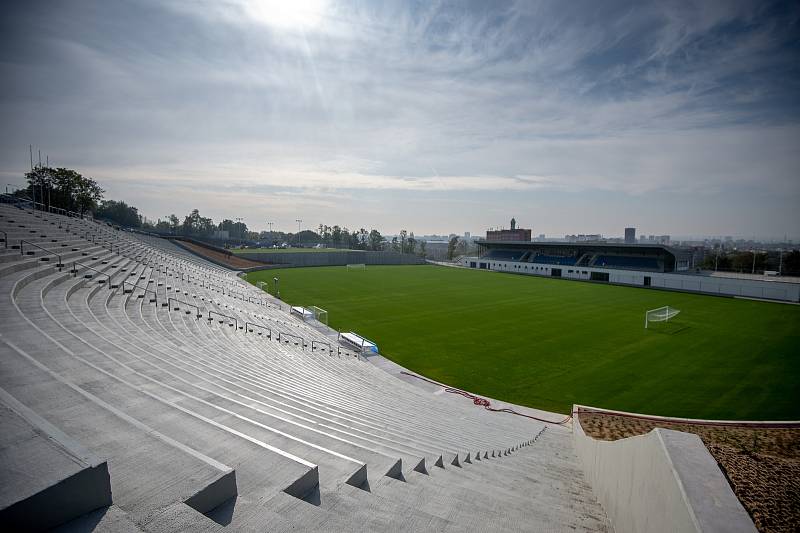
[645,306,681,329]
[346,264,366,271]
[309,305,328,326]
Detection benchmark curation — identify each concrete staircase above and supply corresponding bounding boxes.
[0,203,609,532]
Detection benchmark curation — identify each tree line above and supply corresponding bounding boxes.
[699,249,800,275]
[16,166,427,255]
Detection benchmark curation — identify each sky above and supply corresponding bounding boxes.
[1,0,798,240]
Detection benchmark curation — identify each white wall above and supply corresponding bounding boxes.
[462,257,800,302]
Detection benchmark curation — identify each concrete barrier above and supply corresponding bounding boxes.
[573,407,756,533]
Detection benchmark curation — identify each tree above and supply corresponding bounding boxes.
[168,214,180,234]
[357,228,368,250]
[24,166,104,214]
[331,225,343,247]
[418,240,427,258]
[447,236,460,260]
[783,250,800,275]
[731,251,766,273]
[95,200,141,228]
[368,230,384,251]
[405,232,416,254]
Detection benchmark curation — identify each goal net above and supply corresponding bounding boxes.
[645,306,681,329]
[256,281,267,291]
[346,263,366,271]
[309,305,328,325]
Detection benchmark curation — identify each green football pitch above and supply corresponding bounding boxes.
[246,265,800,420]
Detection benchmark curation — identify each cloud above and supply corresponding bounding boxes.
[0,0,797,236]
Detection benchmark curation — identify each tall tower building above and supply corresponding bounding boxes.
[624,227,636,244]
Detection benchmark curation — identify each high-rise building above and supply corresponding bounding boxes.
[624,227,636,244]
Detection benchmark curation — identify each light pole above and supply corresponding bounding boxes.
[266,221,274,247]
[273,277,280,299]
[235,217,244,244]
[295,219,302,247]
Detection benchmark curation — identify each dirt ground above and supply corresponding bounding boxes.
[578,412,799,533]
[178,240,268,269]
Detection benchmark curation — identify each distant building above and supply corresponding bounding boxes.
[486,217,532,242]
[464,232,471,240]
[566,234,603,243]
[624,227,636,244]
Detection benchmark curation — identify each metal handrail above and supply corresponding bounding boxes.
[209,310,238,329]
[71,261,111,287]
[123,280,158,304]
[311,340,332,354]
[168,297,200,317]
[1,230,6,249]
[19,239,63,270]
[245,322,271,338]
[278,331,304,349]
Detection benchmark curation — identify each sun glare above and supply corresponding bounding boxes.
[242,0,328,30]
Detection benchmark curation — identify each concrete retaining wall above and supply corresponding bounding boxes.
[241,250,426,268]
[573,409,756,533]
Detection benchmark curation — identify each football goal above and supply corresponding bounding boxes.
[309,305,328,326]
[346,263,366,271]
[645,306,681,329]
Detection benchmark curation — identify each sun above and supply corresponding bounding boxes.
[242,0,328,30]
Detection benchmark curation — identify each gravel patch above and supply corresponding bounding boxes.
[579,413,799,533]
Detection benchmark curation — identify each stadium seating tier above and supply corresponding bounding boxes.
[0,202,609,532]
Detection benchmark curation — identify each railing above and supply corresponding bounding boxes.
[168,297,201,317]
[123,280,158,304]
[277,331,305,349]
[311,340,332,354]
[71,261,111,287]
[209,310,238,328]
[245,322,271,338]
[1,230,6,249]
[19,239,63,270]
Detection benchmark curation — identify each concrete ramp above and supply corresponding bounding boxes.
[0,386,112,531]
[573,410,756,533]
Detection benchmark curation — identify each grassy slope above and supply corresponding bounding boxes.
[248,265,800,419]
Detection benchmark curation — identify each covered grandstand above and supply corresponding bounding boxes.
[467,240,800,302]
[476,241,684,273]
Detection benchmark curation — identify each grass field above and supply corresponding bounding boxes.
[246,265,800,420]
[233,247,353,254]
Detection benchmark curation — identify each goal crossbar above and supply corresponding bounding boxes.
[645,306,681,329]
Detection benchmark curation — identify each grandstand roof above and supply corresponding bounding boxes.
[476,239,682,258]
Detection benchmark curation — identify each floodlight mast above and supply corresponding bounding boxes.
[296,219,303,246]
